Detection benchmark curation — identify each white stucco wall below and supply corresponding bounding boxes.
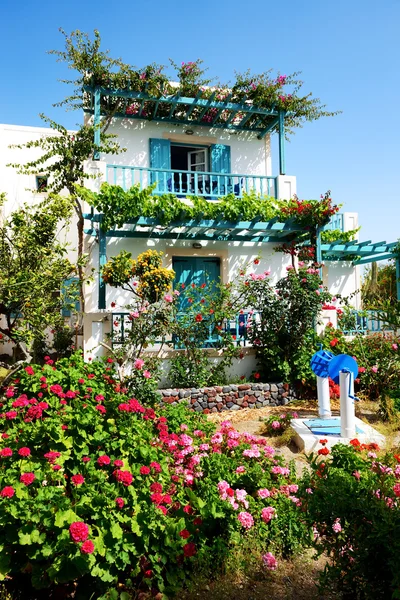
[0,124,79,259]
[97,119,272,177]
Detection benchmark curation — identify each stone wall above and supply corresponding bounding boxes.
[158,383,296,413]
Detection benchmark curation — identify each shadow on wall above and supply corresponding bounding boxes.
[328,261,359,302]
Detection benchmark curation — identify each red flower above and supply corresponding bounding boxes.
[140,466,151,475]
[350,438,361,448]
[193,517,203,526]
[20,472,35,486]
[97,455,111,466]
[195,314,203,323]
[150,461,161,473]
[44,451,61,463]
[70,522,89,543]
[115,497,125,509]
[179,529,190,539]
[0,448,12,458]
[95,405,107,414]
[144,570,153,578]
[82,456,91,463]
[71,474,85,486]
[78,379,85,384]
[253,258,260,265]
[183,542,197,557]
[25,366,34,376]
[18,447,31,457]
[113,459,123,467]
[114,469,133,486]
[151,492,163,505]
[254,372,260,380]
[318,447,329,456]
[150,482,163,493]
[330,338,339,347]
[319,439,328,445]
[80,540,94,554]
[111,302,116,308]
[183,505,194,515]
[0,486,15,498]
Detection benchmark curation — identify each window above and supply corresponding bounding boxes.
[170,145,209,195]
[35,175,48,193]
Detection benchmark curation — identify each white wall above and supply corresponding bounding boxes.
[0,124,79,261]
[100,119,271,176]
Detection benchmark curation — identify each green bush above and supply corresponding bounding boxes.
[301,439,400,599]
[0,353,306,598]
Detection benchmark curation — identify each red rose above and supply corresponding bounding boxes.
[183,542,197,557]
[71,474,85,486]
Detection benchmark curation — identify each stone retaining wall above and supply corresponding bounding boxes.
[159,383,296,413]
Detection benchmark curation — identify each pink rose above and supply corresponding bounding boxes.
[134,359,145,370]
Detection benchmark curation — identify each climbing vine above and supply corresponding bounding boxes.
[77,184,339,234]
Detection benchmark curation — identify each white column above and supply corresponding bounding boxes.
[317,376,331,419]
[340,371,356,438]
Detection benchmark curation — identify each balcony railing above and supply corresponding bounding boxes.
[107,165,277,199]
[338,310,390,335]
[111,311,258,349]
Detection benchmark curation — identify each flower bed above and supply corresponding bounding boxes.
[159,382,296,413]
[0,353,305,598]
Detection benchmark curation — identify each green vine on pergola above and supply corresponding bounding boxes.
[78,183,339,235]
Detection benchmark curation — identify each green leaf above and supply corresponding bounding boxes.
[130,518,141,537]
[110,522,123,540]
[54,509,79,528]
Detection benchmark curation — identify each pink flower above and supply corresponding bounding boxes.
[115,497,125,508]
[20,472,35,486]
[392,344,398,350]
[5,411,18,420]
[95,404,106,414]
[44,451,61,463]
[261,506,276,523]
[140,466,150,475]
[393,483,400,497]
[113,459,124,467]
[262,552,278,571]
[80,540,94,554]
[164,294,173,303]
[18,447,31,457]
[0,486,15,498]
[332,518,342,533]
[134,358,145,370]
[371,366,378,373]
[71,474,85,486]
[143,370,151,379]
[271,421,281,430]
[150,461,161,473]
[257,488,271,499]
[25,366,34,376]
[82,456,91,463]
[70,522,89,543]
[236,466,246,474]
[97,455,111,466]
[237,511,254,529]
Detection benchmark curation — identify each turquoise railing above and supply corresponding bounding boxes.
[111,311,257,349]
[107,165,277,199]
[322,213,344,232]
[338,310,389,335]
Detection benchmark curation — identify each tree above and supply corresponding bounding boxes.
[8,118,122,314]
[0,193,78,361]
[362,261,397,309]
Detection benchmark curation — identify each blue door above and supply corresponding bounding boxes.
[172,256,221,347]
[172,257,221,310]
[210,144,231,197]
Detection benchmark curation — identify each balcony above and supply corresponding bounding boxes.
[107,164,277,199]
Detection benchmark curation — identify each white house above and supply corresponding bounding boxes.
[0,105,361,374]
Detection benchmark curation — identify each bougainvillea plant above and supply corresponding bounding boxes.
[50,29,339,137]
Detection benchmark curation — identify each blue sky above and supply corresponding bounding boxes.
[1,0,399,246]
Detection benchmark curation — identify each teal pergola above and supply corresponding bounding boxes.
[84,85,288,175]
[84,212,400,308]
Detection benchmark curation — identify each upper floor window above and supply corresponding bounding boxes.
[35,175,48,193]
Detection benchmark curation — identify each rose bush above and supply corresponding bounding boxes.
[0,353,307,598]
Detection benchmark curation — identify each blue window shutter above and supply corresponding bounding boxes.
[149,139,171,192]
[172,257,221,311]
[210,144,231,174]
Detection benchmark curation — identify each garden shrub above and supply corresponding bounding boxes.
[0,353,306,598]
[301,439,400,599]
